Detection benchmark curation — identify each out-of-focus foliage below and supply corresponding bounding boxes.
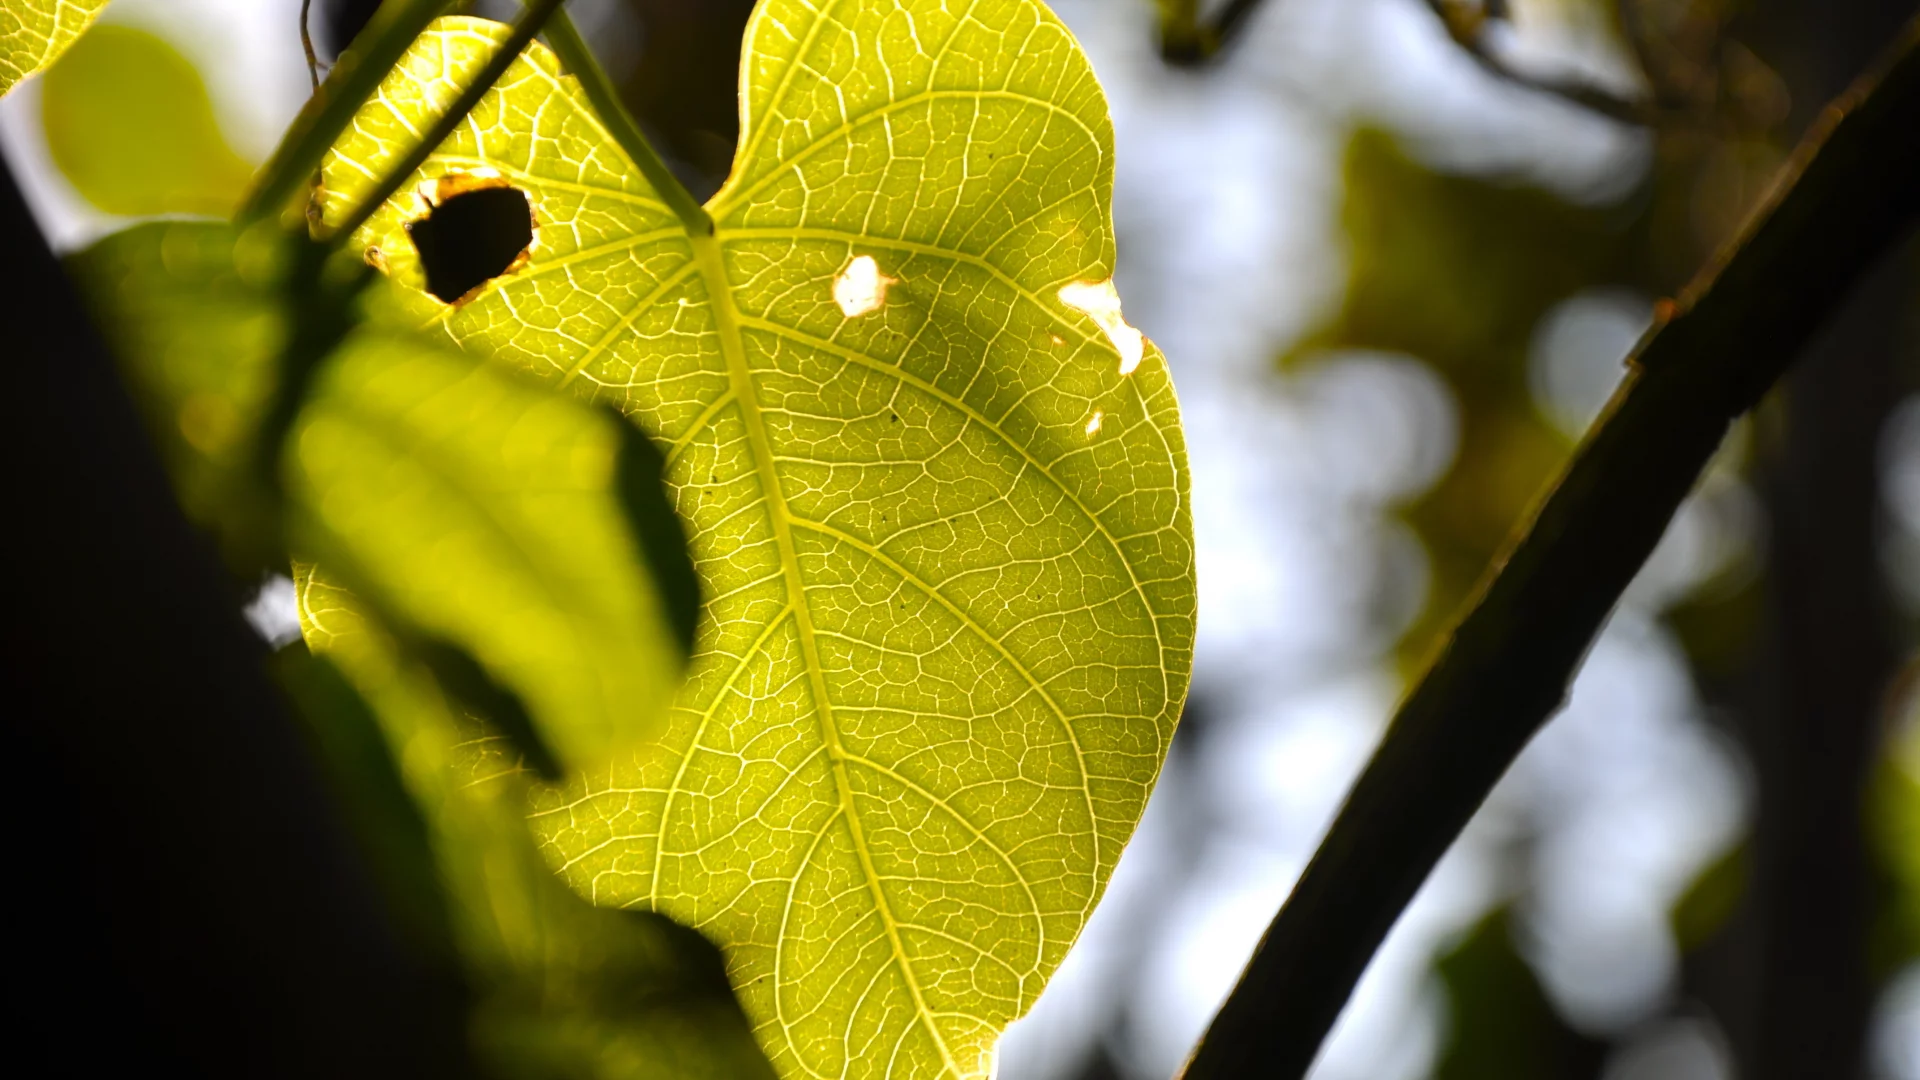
[1670,841,1749,952]
[1432,908,1609,1080]
[1286,129,1630,663]
[316,9,1196,1077]
[290,577,777,1080]
[73,221,288,566]
[1297,2,1919,1070]
[1871,681,1920,972]
[41,23,253,216]
[69,220,691,778]
[0,0,106,97]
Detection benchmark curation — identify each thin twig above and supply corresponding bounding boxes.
[327,0,569,244]
[301,0,323,92]
[1180,16,1920,1079]
[1158,0,1666,125]
[257,0,568,523]
[239,0,457,225]
[540,10,712,237]
[1424,0,1661,125]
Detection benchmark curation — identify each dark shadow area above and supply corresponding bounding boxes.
[407,181,534,304]
[0,150,469,1077]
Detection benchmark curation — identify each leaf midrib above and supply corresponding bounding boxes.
[687,224,965,1077]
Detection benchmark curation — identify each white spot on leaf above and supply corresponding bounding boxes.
[834,254,894,317]
[1085,410,1104,435]
[1058,279,1145,375]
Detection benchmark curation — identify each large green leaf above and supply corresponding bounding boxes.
[319,5,1194,1075]
[71,221,687,774]
[0,0,107,97]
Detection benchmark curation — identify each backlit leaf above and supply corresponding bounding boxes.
[0,0,107,97]
[319,5,1195,1076]
[71,221,688,774]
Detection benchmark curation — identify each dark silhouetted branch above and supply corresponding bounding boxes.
[327,0,569,243]
[1181,16,1920,1079]
[1424,0,1663,124]
[240,0,457,225]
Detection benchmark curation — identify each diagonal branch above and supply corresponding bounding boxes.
[327,0,569,243]
[241,0,457,226]
[1181,15,1920,1080]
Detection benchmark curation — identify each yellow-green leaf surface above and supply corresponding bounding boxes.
[0,0,106,96]
[41,23,254,216]
[72,221,684,773]
[320,5,1194,1076]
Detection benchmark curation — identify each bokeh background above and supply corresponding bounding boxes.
[7,1,1914,1077]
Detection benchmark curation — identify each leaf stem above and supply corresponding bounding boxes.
[1180,17,1920,1080]
[327,0,570,245]
[540,10,714,236]
[237,0,455,226]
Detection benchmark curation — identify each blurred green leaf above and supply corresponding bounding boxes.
[1870,695,1920,971]
[1291,129,1631,662]
[288,322,685,774]
[71,219,291,568]
[1432,908,1610,1080]
[274,643,466,976]
[410,634,562,782]
[292,573,776,1079]
[70,220,690,776]
[1669,841,1749,951]
[317,10,1196,1076]
[0,0,106,97]
[40,23,253,216]
[1293,130,1625,369]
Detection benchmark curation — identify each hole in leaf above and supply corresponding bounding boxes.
[833,254,893,317]
[406,177,534,304]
